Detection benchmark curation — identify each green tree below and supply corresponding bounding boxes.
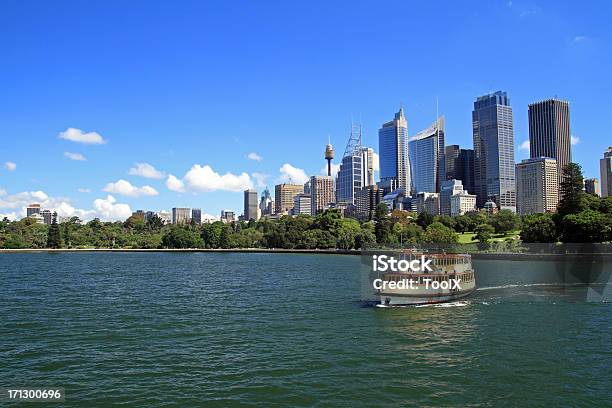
[46,212,62,248]
[561,210,611,243]
[520,213,558,243]
[474,223,494,250]
[423,222,458,245]
[489,209,520,234]
[557,163,586,217]
[416,211,434,229]
[162,226,203,248]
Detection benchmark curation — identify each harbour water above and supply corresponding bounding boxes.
[1,252,611,406]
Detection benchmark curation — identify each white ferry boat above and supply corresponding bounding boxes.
[375,250,476,306]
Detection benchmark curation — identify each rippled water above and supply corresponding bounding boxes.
[1,253,611,406]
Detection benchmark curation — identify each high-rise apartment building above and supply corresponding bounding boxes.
[472,91,516,210]
[310,175,335,216]
[528,98,571,184]
[379,108,410,191]
[41,209,53,225]
[26,204,41,217]
[601,147,612,197]
[243,189,259,221]
[408,116,445,194]
[445,145,475,194]
[516,157,559,215]
[172,207,191,224]
[274,184,304,214]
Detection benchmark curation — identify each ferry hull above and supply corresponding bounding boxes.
[378,288,475,306]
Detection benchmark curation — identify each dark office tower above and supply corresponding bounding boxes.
[445,145,475,194]
[472,91,516,210]
[528,98,571,184]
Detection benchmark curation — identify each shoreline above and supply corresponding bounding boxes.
[1,248,611,261]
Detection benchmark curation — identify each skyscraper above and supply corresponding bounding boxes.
[355,185,384,221]
[310,175,335,216]
[335,124,375,204]
[243,189,259,221]
[379,107,410,191]
[472,91,516,210]
[516,157,559,215]
[274,184,304,214]
[445,145,475,194]
[528,98,571,184]
[172,207,191,224]
[191,208,202,224]
[408,116,445,194]
[259,187,273,215]
[601,147,612,197]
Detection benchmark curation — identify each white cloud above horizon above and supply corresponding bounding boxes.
[128,162,165,179]
[251,172,268,188]
[0,189,131,221]
[278,163,309,184]
[58,128,107,144]
[78,188,91,193]
[571,135,580,145]
[5,161,17,171]
[64,152,87,161]
[166,164,252,193]
[519,140,530,151]
[247,152,263,161]
[103,179,159,197]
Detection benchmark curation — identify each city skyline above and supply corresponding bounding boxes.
[0,1,609,220]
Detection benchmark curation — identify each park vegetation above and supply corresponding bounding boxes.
[0,164,609,250]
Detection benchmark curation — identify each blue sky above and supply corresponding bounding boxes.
[0,0,610,220]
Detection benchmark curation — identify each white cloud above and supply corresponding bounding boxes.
[373,152,380,172]
[93,195,132,221]
[58,127,107,144]
[64,152,87,161]
[0,189,132,222]
[78,188,91,193]
[571,135,580,145]
[166,174,185,192]
[128,163,165,179]
[0,188,6,196]
[319,163,340,178]
[5,161,16,171]
[183,165,252,192]
[573,36,587,43]
[247,152,263,161]
[251,172,268,188]
[519,140,530,151]
[278,163,309,184]
[103,179,159,197]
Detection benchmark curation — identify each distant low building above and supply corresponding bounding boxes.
[584,178,600,196]
[415,192,440,216]
[450,192,477,216]
[293,193,311,216]
[220,210,235,223]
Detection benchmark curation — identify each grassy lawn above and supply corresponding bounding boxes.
[458,230,521,244]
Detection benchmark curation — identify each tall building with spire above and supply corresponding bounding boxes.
[528,98,571,185]
[472,91,516,210]
[379,107,410,191]
[408,116,445,194]
[336,123,375,204]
